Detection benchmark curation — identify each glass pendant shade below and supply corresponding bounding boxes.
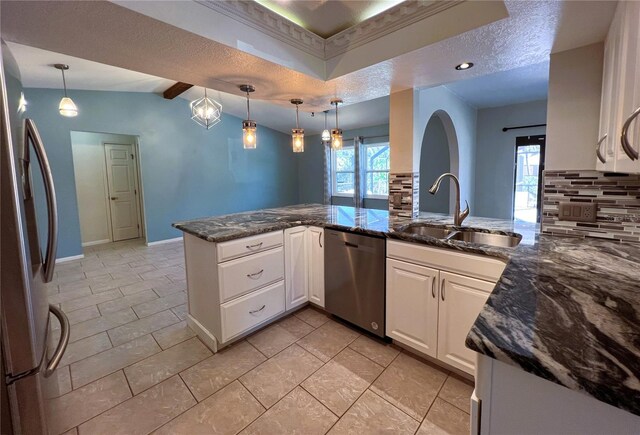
[240,84,257,149]
[331,128,343,149]
[243,120,257,149]
[321,110,330,141]
[55,64,78,117]
[292,128,304,153]
[59,97,78,117]
[190,89,222,129]
[290,98,304,153]
[330,99,343,149]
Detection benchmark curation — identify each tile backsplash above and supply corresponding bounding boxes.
[542,170,640,242]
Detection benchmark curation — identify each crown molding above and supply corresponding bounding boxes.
[196,0,465,61]
[324,1,463,58]
[195,0,325,58]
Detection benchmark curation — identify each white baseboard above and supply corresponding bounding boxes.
[56,254,85,264]
[146,237,182,247]
[187,315,218,353]
[81,239,111,247]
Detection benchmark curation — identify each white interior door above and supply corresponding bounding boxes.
[104,143,140,241]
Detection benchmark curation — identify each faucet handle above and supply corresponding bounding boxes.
[459,200,470,224]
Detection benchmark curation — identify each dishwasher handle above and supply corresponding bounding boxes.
[344,241,359,248]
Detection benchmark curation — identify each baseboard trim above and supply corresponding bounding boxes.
[187,315,218,353]
[56,254,85,264]
[146,237,182,247]
[81,239,111,247]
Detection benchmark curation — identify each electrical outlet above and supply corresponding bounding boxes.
[558,202,597,223]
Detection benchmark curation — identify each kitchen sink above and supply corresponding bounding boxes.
[398,223,522,248]
[447,230,522,248]
[400,225,455,239]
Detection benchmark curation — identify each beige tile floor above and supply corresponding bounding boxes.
[45,239,474,435]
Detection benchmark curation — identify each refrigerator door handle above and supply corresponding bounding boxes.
[24,119,58,282]
[43,305,69,378]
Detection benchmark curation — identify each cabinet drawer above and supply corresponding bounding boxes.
[218,247,284,302]
[220,280,285,342]
[217,231,283,262]
[387,240,506,282]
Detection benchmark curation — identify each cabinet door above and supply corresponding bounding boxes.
[437,271,495,375]
[614,0,640,173]
[386,259,439,358]
[284,226,308,310]
[307,226,324,307]
[597,5,621,171]
[603,3,626,169]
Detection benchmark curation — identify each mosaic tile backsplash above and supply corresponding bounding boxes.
[388,172,419,218]
[542,170,640,242]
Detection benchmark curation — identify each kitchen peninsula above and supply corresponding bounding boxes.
[173,204,640,433]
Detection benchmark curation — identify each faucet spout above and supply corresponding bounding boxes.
[427,172,469,226]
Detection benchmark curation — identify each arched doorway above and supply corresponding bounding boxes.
[419,110,459,213]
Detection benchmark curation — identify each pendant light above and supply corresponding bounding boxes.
[190,88,222,129]
[54,64,78,117]
[290,99,304,153]
[239,84,257,149]
[330,98,343,150]
[321,110,331,142]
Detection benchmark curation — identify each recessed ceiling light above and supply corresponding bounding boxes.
[455,62,474,71]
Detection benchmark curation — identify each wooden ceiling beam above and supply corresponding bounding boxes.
[163,82,193,99]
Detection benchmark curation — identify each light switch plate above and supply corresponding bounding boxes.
[558,202,597,222]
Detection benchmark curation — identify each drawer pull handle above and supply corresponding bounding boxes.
[441,279,446,301]
[246,242,263,250]
[247,269,264,279]
[249,305,266,315]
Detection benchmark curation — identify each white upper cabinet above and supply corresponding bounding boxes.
[597,1,640,172]
[284,226,309,310]
[307,226,325,308]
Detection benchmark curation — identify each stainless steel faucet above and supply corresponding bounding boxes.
[428,172,470,226]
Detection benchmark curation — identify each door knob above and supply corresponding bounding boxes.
[110,196,118,200]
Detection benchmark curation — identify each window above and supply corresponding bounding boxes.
[363,143,390,198]
[513,135,545,223]
[330,141,390,200]
[332,145,355,196]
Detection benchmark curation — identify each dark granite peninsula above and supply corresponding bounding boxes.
[173,204,640,422]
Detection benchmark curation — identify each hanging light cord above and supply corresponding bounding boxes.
[61,68,68,98]
[295,104,300,128]
[324,111,328,130]
[246,90,251,119]
[334,102,339,129]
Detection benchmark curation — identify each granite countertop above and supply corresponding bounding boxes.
[173,203,640,416]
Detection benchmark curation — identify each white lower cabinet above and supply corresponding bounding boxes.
[220,281,285,342]
[386,240,505,376]
[307,226,325,307]
[284,226,309,310]
[386,259,438,358]
[437,272,493,374]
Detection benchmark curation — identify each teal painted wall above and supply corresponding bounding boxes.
[23,88,299,258]
[474,100,547,219]
[419,114,450,213]
[298,124,389,210]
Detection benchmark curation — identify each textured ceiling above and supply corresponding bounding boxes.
[0,1,615,113]
[255,0,404,37]
[6,41,390,134]
[444,60,549,109]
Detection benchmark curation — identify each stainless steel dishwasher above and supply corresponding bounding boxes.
[324,229,386,337]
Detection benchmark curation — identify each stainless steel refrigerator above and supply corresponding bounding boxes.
[1,45,70,434]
